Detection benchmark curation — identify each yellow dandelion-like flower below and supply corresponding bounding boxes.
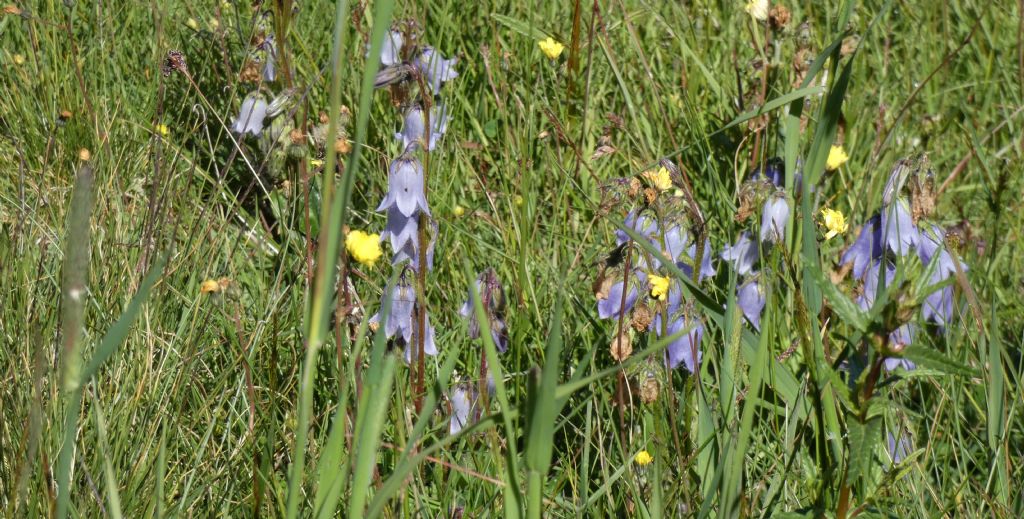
[826,145,849,171]
[345,230,383,267]
[820,208,849,240]
[649,275,670,301]
[78,148,91,162]
[310,159,324,168]
[745,0,769,21]
[634,450,654,466]
[200,279,221,294]
[453,205,466,217]
[642,166,673,192]
[156,124,170,137]
[538,37,565,60]
[208,18,220,31]
[13,53,25,65]
[186,18,199,31]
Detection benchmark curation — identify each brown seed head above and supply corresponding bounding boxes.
[631,304,652,332]
[639,374,660,404]
[610,331,633,362]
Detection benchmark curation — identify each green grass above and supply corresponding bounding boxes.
[2,0,1023,516]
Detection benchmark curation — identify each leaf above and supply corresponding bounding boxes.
[490,13,548,41]
[805,261,869,332]
[845,416,881,487]
[902,345,978,377]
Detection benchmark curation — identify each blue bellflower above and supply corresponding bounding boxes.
[840,215,883,280]
[737,280,765,330]
[449,385,475,435]
[381,30,404,67]
[459,270,509,353]
[680,239,717,282]
[597,280,638,320]
[232,94,269,136]
[881,199,919,256]
[415,47,458,91]
[371,279,417,343]
[403,312,438,362]
[858,260,895,311]
[722,232,759,276]
[396,103,450,152]
[377,156,431,217]
[664,317,703,374]
[883,325,916,372]
[917,225,964,326]
[391,219,436,272]
[760,194,790,243]
[260,35,277,82]
[887,431,912,464]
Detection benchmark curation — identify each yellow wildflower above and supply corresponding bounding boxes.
[538,37,565,60]
[186,18,199,31]
[634,450,654,466]
[345,230,383,267]
[820,208,849,240]
[649,275,670,301]
[208,18,220,31]
[453,205,466,217]
[155,124,170,137]
[745,0,769,21]
[310,159,324,168]
[78,148,91,161]
[13,54,25,65]
[641,166,672,192]
[514,195,524,207]
[200,279,221,294]
[826,145,849,171]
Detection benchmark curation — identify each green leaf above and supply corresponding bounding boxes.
[490,13,548,41]
[805,261,869,332]
[846,416,881,487]
[902,345,978,377]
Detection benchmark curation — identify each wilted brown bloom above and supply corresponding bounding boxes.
[631,303,652,332]
[239,60,261,83]
[769,4,790,29]
[639,373,659,404]
[610,330,632,362]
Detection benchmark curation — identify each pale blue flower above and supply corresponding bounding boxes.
[381,30,404,67]
[232,94,268,136]
[880,199,919,256]
[858,260,895,311]
[840,215,883,280]
[663,317,703,374]
[377,156,431,217]
[883,325,916,372]
[449,385,474,435]
[415,47,458,91]
[395,103,450,151]
[597,280,638,320]
[760,194,790,243]
[737,280,765,330]
[887,431,912,464]
[722,232,758,276]
[380,206,418,252]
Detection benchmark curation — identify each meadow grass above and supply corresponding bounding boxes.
[1,0,1023,517]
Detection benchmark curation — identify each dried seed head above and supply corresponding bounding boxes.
[239,60,261,83]
[610,331,632,362]
[631,303,652,332]
[643,187,658,205]
[628,177,642,199]
[769,4,791,29]
[319,111,330,125]
[639,374,659,404]
[289,129,306,145]
[594,274,614,301]
[334,138,351,155]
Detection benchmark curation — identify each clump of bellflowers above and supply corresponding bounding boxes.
[838,157,970,372]
[460,268,509,352]
[593,159,715,374]
[368,23,457,368]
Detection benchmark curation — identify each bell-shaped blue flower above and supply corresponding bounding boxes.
[415,47,458,91]
[880,199,919,256]
[722,232,759,276]
[663,317,703,374]
[883,325,916,372]
[391,219,436,272]
[597,280,638,320]
[858,260,895,311]
[616,210,656,246]
[370,278,417,343]
[760,194,790,243]
[840,215,883,280]
[377,156,431,217]
[680,239,716,282]
[395,103,450,151]
[231,94,269,136]
[887,431,912,464]
[449,385,474,435]
[737,280,765,330]
[403,312,438,362]
[381,30,403,67]
[381,206,419,252]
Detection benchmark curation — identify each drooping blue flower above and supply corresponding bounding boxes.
[459,269,509,353]
[840,215,883,280]
[381,206,419,252]
[858,260,896,311]
[722,232,759,276]
[663,317,703,374]
[887,431,912,464]
[260,35,277,82]
[737,280,765,330]
[880,199,919,256]
[917,225,965,326]
[381,30,404,67]
[680,239,716,281]
[653,225,687,268]
[415,47,458,91]
[449,385,474,435]
[751,157,784,187]
[370,278,417,343]
[760,194,790,243]
[391,219,436,272]
[231,94,269,136]
[403,312,438,362]
[883,325,916,372]
[597,280,638,320]
[616,210,657,247]
[377,156,431,217]
[395,103,450,151]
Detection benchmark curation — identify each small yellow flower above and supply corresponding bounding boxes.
[634,450,654,466]
[345,230,383,267]
[826,145,849,171]
[745,0,769,21]
[78,148,91,161]
[13,53,25,65]
[310,159,324,168]
[453,205,466,217]
[641,166,672,192]
[208,18,220,31]
[200,279,221,294]
[649,275,670,301]
[538,37,565,60]
[186,18,199,31]
[820,208,849,240]
[514,195,524,207]
[155,124,170,137]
